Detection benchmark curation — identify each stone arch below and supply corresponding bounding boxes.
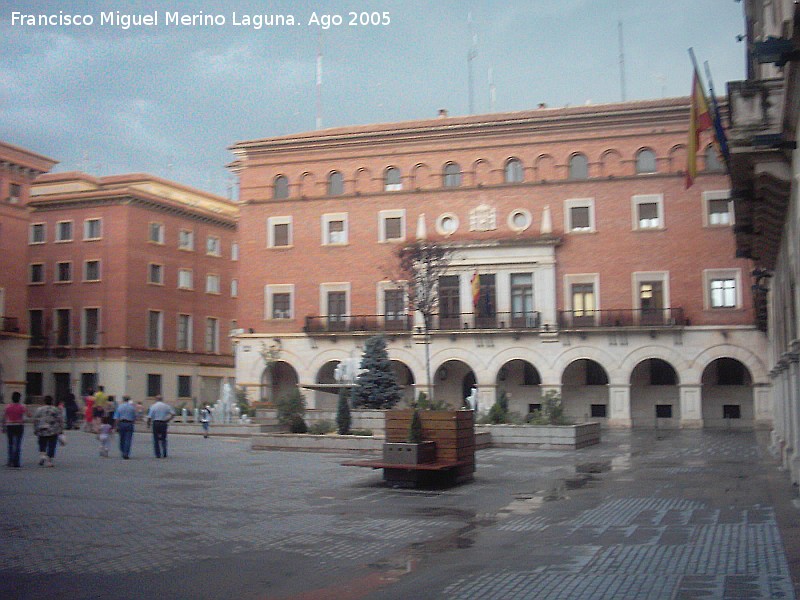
[629,358,680,428]
[353,167,372,194]
[550,345,618,384]
[260,360,299,403]
[389,359,416,405]
[599,149,624,177]
[496,358,542,416]
[561,358,610,422]
[618,344,691,382]
[432,359,476,409]
[691,343,768,385]
[472,158,493,186]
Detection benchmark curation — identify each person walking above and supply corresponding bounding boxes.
[83,389,95,433]
[200,404,212,438]
[2,392,28,468]
[33,395,64,467]
[113,396,137,459]
[63,391,79,430]
[147,396,175,458]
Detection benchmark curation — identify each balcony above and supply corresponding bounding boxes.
[557,308,686,330]
[1,317,20,333]
[304,311,542,335]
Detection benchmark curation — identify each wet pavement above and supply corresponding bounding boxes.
[0,427,797,599]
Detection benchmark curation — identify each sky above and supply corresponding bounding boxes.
[1,1,747,197]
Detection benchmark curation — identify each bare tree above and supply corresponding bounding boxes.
[397,241,453,399]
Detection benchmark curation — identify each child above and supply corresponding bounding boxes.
[200,404,212,438]
[97,416,113,457]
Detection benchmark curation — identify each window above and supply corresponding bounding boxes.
[178,269,193,290]
[30,223,45,244]
[148,264,164,285]
[568,154,589,180]
[7,183,21,203]
[29,263,45,284]
[29,310,45,345]
[705,269,741,309]
[384,288,406,329]
[504,158,524,183]
[273,175,289,199]
[443,162,462,187]
[704,191,733,226]
[149,222,165,244]
[635,149,657,174]
[206,274,221,294]
[704,146,724,172]
[205,317,219,353]
[55,308,71,346]
[323,213,348,245]
[147,374,162,398]
[591,404,608,418]
[655,405,673,418]
[83,308,100,346]
[177,314,192,351]
[84,218,102,240]
[56,262,72,283]
[84,260,101,281]
[147,311,163,349]
[385,167,402,191]
[179,229,194,250]
[565,199,595,232]
[379,210,405,242]
[26,372,43,397]
[178,375,192,398]
[723,404,741,419]
[571,283,596,326]
[511,273,535,327]
[475,274,497,328]
[56,221,73,242]
[327,171,344,196]
[268,216,292,247]
[632,194,664,230]
[272,293,291,319]
[438,275,461,329]
[435,213,459,236]
[206,236,221,256]
[231,279,238,298]
[231,242,239,261]
[508,209,532,232]
[327,291,347,330]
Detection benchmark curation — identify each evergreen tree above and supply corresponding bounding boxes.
[353,335,402,409]
[336,387,352,435]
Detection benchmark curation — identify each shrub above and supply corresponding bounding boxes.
[289,416,308,433]
[413,391,449,411]
[276,388,306,428]
[349,428,373,437]
[336,387,352,435]
[308,420,336,435]
[408,409,424,443]
[526,391,571,425]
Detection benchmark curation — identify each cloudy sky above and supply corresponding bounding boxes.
[1,1,746,197]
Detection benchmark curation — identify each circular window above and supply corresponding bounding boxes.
[508,209,532,232]
[435,213,459,236]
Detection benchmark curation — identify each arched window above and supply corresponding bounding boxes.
[384,167,402,191]
[273,175,289,199]
[635,149,657,174]
[504,158,524,183]
[704,145,724,172]
[568,154,589,180]
[327,171,344,196]
[443,162,462,187]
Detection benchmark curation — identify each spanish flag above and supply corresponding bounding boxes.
[471,271,481,309]
[686,68,713,188]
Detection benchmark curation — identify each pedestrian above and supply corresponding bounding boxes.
[200,403,212,438]
[92,386,108,432]
[83,389,95,432]
[33,395,64,467]
[147,395,175,458]
[113,396,137,459]
[97,417,113,458]
[2,391,28,468]
[64,391,79,430]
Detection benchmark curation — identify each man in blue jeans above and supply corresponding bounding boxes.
[113,396,137,459]
[146,396,175,458]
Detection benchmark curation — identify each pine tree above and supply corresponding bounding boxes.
[353,335,402,409]
[336,387,352,435]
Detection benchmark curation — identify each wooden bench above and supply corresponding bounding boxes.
[341,458,472,487]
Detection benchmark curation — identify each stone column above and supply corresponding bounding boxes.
[753,383,772,429]
[607,384,631,428]
[770,367,786,455]
[788,353,800,484]
[679,384,703,429]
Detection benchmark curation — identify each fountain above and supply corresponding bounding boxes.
[211,382,248,424]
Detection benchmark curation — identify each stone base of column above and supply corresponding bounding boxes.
[606,418,632,429]
[679,419,704,429]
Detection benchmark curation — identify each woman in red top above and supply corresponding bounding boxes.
[2,392,28,468]
[83,390,95,433]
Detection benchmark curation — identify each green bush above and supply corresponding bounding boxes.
[289,416,308,433]
[276,388,306,428]
[349,428,373,437]
[308,420,336,435]
[413,391,449,411]
[525,391,571,425]
[408,409,424,443]
[336,387,351,435]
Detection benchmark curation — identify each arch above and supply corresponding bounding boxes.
[433,359,475,409]
[703,144,724,172]
[599,149,624,177]
[568,153,589,180]
[701,357,754,429]
[389,359,416,405]
[299,172,317,197]
[472,158,492,186]
[691,343,768,385]
[327,170,344,196]
[412,163,432,190]
[629,358,680,428]
[561,358,610,422]
[668,145,687,174]
[260,360,298,403]
[496,359,542,416]
[618,344,691,381]
[273,175,289,200]
[353,167,372,194]
[535,154,556,181]
[504,157,524,184]
[384,166,402,191]
[635,148,657,174]
[443,162,462,187]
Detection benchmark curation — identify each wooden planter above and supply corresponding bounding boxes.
[383,441,436,464]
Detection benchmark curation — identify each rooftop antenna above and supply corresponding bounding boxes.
[488,65,496,113]
[316,32,323,130]
[468,12,478,114]
[618,20,627,101]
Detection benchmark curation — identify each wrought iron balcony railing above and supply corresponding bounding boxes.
[557,308,685,329]
[304,311,542,334]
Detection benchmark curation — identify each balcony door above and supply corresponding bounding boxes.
[327,291,347,331]
[639,281,664,325]
[438,276,460,329]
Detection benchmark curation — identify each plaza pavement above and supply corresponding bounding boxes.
[0,425,798,599]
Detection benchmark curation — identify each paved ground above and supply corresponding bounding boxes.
[1,426,798,599]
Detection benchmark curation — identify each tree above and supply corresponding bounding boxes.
[336,387,352,435]
[353,335,402,409]
[397,240,453,399]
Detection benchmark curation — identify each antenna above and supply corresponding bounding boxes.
[618,20,627,102]
[488,66,496,113]
[468,12,478,114]
[316,32,323,130]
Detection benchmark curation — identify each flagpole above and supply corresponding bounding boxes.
[703,60,731,172]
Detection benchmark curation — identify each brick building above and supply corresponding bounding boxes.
[25,172,238,405]
[0,141,57,403]
[229,98,770,429]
